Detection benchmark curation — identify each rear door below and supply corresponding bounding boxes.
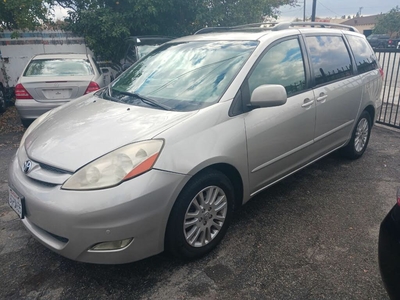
[243,37,316,194]
[304,34,360,154]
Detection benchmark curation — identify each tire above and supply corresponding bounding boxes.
[0,89,6,113]
[21,119,33,128]
[340,111,372,159]
[165,169,234,260]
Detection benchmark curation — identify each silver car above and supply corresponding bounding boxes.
[8,23,383,264]
[15,53,105,127]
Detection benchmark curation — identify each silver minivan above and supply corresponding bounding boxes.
[8,22,383,264]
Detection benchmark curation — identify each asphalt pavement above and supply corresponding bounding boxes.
[0,108,399,299]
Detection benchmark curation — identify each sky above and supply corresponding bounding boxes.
[53,1,398,21]
[278,0,399,21]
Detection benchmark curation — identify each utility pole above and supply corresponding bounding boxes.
[311,0,317,22]
[303,0,306,21]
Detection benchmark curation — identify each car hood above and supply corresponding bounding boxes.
[24,95,197,172]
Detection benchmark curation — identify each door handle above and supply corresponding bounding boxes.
[316,92,327,103]
[301,98,314,108]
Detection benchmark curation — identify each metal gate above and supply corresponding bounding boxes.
[375,49,400,128]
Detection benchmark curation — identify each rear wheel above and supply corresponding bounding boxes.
[165,170,234,260]
[340,111,372,159]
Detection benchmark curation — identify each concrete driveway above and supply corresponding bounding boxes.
[0,108,398,299]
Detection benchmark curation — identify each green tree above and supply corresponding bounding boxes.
[0,0,53,31]
[56,0,297,61]
[373,6,400,37]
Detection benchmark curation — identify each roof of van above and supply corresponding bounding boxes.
[171,22,359,43]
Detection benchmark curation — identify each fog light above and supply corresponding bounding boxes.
[90,238,133,251]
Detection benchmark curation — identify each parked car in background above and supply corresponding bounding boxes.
[379,188,400,300]
[387,38,400,49]
[367,34,390,48]
[118,36,173,71]
[8,22,383,264]
[15,53,105,127]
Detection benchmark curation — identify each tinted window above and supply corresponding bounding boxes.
[346,35,378,74]
[24,59,94,76]
[306,36,353,85]
[248,38,306,97]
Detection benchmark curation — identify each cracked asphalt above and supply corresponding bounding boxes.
[0,108,399,299]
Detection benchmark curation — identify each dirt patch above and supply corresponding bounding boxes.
[0,106,25,135]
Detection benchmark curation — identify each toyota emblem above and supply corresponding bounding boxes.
[23,160,32,174]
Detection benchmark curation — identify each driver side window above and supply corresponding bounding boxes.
[248,38,306,97]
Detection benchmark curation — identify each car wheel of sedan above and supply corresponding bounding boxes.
[341,111,371,159]
[0,90,6,113]
[165,170,234,260]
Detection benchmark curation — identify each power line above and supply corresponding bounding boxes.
[318,0,340,16]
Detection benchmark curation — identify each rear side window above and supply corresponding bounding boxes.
[305,36,353,85]
[346,35,378,74]
[248,38,306,97]
[24,59,94,77]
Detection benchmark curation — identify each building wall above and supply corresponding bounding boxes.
[0,31,93,89]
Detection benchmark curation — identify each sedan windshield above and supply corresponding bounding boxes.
[108,40,258,111]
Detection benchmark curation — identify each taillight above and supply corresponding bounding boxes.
[379,68,384,79]
[84,81,100,94]
[15,83,33,100]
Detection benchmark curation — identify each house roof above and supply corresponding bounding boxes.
[342,14,382,26]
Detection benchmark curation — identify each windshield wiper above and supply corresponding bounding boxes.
[111,89,172,111]
[103,86,122,102]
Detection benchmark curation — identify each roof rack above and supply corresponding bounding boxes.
[272,22,358,32]
[194,21,358,35]
[194,22,278,34]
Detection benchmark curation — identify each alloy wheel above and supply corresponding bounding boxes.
[354,118,369,152]
[183,186,227,247]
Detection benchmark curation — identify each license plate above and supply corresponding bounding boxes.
[43,89,71,100]
[8,186,25,219]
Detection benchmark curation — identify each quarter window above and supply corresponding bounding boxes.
[305,36,353,85]
[248,38,306,97]
[346,35,378,74]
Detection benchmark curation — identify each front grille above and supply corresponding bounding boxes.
[38,162,71,175]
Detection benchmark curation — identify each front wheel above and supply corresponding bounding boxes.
[165,170,234,260]
[340,111,372,159]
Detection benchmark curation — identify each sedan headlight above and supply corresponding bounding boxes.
[62,140,164,190]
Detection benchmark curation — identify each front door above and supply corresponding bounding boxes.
[243,37,316,195]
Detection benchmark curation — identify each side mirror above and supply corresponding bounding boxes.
[101,68,110,74]
[250,84,287,108]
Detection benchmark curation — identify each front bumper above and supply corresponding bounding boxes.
[8,154,189,264]
[378,205,400,300]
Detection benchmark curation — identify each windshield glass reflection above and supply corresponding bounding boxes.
[109,41,258,111]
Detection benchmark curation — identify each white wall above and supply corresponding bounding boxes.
[0,31,93,88]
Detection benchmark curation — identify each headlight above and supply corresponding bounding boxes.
[62,140,164,190]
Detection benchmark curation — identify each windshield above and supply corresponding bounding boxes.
[24,59,94,77]
[108,40,258,111]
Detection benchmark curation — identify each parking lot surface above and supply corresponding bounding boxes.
[0,107,398,299]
